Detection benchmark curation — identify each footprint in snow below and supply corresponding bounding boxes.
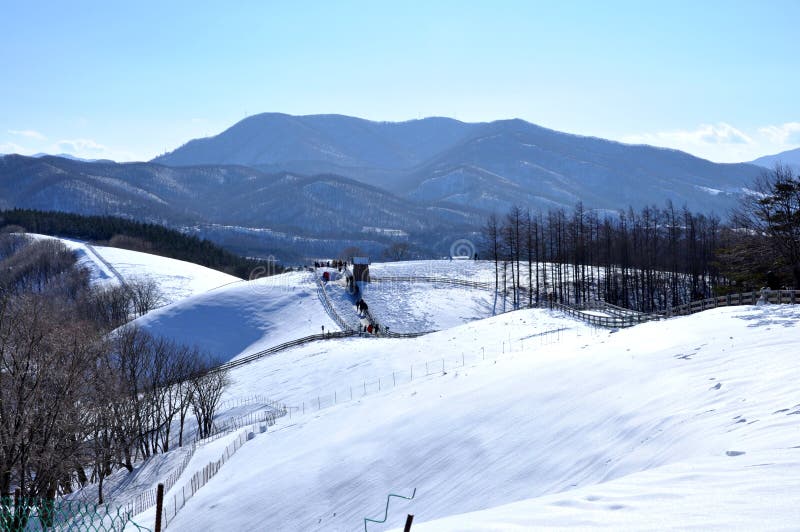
[710,382,722,390]
[726,450,746,457]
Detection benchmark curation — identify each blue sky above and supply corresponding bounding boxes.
[1,0,798,162]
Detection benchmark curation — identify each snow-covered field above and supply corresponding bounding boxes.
[130,302,800,532]
[49,253,796,531]
[29,234,240,304]
[360,280,495,333]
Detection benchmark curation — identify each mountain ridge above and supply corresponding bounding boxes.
[153,113,762,214]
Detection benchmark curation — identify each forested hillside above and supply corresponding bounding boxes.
[0,209,270,278]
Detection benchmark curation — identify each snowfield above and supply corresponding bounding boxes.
[29,233,240,304]
[132,302,800,531]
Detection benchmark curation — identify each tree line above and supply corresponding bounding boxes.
[482,165,800,313]
[0,233,229,509]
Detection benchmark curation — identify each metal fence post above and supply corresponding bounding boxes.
[154,483,164,532]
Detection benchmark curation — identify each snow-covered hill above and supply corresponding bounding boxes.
[32,234,240,304]
[131,271,340,362]
[121,300,800,531]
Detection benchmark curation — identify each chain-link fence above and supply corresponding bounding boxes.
[1,497,150,532]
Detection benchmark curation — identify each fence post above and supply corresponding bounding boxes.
[155,483,164,532]
[404,514,414,532]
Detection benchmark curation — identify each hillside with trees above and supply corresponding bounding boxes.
[0,234,230,507]
[0,209,271,278]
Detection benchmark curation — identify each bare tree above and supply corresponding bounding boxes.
[127,277,164,317]
[734,164,800,288]
[191,369,230,439]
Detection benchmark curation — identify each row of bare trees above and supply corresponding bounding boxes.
[483,166,800,312]
[483,202,724,313]
[0,234,229,506]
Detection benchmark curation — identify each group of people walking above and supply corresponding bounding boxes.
[355,298,382,335]
[313,259,347,271]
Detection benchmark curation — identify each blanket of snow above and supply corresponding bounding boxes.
[132,271,340,362]
[28,234,240,304]
[370,259,496,284]
[359,280,495,333]
[141,303,800,531]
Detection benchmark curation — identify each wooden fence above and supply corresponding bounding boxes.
[667,289,799,316]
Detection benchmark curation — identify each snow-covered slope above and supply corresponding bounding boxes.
[147,304,800,531]
[30,234,240,304]
[131,271,340,362]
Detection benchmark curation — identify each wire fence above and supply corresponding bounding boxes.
[122,444,197,517]
[117,400,286,521]
[284,327,574,418]
[161,429,255,529]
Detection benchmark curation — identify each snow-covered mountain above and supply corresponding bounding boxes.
[751,147,800,172]
[154,113,763,214]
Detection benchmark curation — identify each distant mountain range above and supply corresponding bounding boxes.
[154,113,762,215]
[751,147,800,173]
[1,113,772,260]
[0,154,480,260]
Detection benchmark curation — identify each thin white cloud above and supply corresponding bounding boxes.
[53,138,141,161]
[56,138,109,155]
[622,122,753,147]
[0,141,34,155]
[757,122,800,146]
[8,129,47,141]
